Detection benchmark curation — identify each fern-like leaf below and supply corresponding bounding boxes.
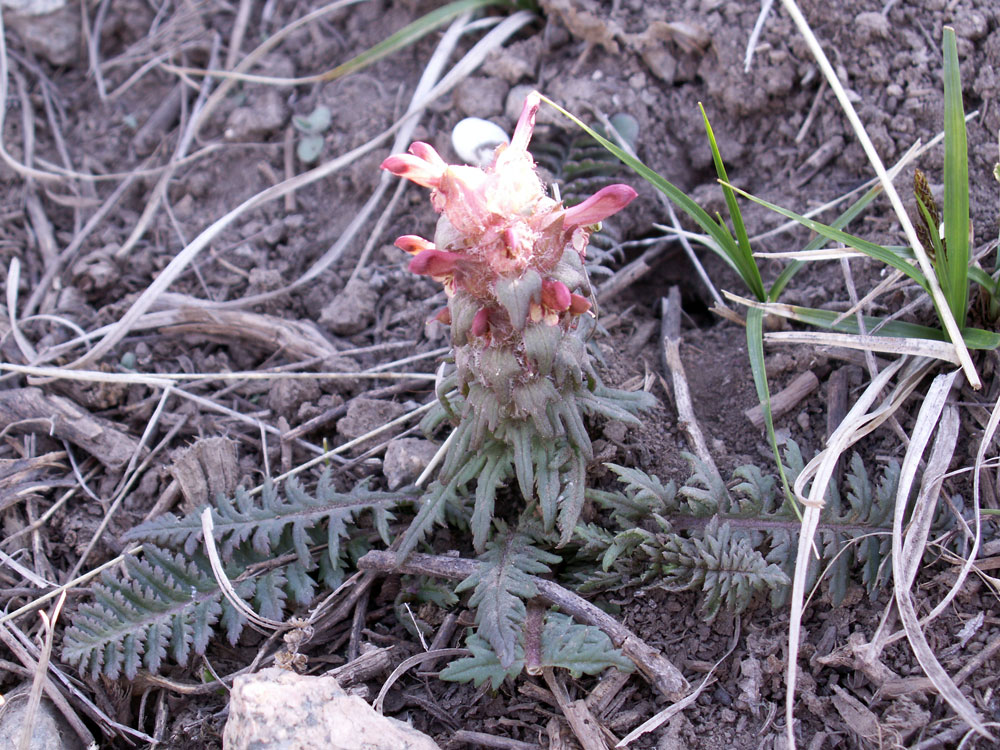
[655,520,790,621]
[456,523,560,668]
[540,613,633,677]
[66,475,407,679]
[439,631,524,689]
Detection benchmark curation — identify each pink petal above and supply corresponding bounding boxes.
[380,153,444,188]
[408,248,462,277]
[395,235,435,255]
[509,91,541,154]
[563,185,638,228]
[471,308,491,337]
[541,279,571,312]
[569,294,591,315]
[408,142,447,170]
[433,307,451,325]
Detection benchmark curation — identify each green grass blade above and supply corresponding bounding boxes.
[967,266,996,293]
[767,182,885,300]
[538,95,762,294]
[725,183,930,292]
[942,26,970,327]
[701,104,765,301]
[746,307,799,517]
[321,0,507,82]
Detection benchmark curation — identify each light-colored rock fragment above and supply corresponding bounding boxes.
[225,89,287,141]
[383,438,439,489]
[223,668,441,750]
[320,280,379,336]
[4,2,79,67]
[0,689,85,750]
[337,398,408,454]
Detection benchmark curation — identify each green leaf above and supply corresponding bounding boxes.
[458,526,558,668]
[296,134,325,163]
[494,269,541,330]
[540,613,632,676]
[318,0,507,83]
[439,632,524,689]
[538,95,752,290]
[941,26,970,327]
[724,183,930,292]
[746,308,799,516]
[701,104,765,301]
[292,106,332,134]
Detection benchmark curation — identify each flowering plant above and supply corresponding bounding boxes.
[383,92,652,558]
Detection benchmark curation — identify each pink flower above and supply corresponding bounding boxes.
[540,279,571,312]
[381,92,636,324]
[395,235,435,255]
[563,185,638,229]
[380,142,447,188]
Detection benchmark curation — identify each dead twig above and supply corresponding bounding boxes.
[0,388,142,470]
[660,289,721,482]
[357,549,689,700]
[744,370,819,430]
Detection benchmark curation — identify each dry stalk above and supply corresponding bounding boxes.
[889,372,992,739]
[785,356,934,745]
[357,549,690,700]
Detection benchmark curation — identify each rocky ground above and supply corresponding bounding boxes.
[0,0,998,748]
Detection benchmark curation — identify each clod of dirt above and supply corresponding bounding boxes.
[268,377,322,421]
[5,3,79,66]
[319,280,379,336]
[482,36,542,84]
[383,437,438,490]
[224,88,288,142]
[337,397,408,453]
[452,76,509,120]
[223,668,441,750]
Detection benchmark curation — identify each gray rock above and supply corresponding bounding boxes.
[0,688,86,750]
[383,437,439,489]
[268,377,321,420]
[5,4,79,67]
[337,398,408,453]
[225,89,287,141]
[319,280,379,336]
[223,668,441,750]
[453,77,509,119]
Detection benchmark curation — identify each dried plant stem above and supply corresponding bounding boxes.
[660,289,720,480]
[891,372,992,740]
[357,550,689,700]
[18,593,66,750]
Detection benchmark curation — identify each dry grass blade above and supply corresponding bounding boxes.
[17,592,66,750]
[764,331,961,364]
[5,258,36,361]
[777,0,979,388]
[891,372,993,740]
[785,356,934,748]
[373,648,470,713]
[200,509,287,632]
